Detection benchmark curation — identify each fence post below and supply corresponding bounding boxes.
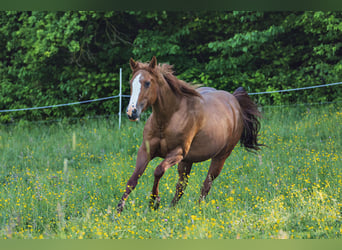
[119,68,122,129]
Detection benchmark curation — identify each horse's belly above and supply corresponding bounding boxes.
[184,131,229,162]
[184,149,217,162]
[184,113,242,162]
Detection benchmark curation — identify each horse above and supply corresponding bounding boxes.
[116,56,263,213]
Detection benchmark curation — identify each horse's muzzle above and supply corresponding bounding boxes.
[126,108,139,121]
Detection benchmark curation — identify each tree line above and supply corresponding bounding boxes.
[1,11,341,122]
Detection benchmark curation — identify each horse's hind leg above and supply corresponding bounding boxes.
[170,161,193,207]
[199,157,226,202]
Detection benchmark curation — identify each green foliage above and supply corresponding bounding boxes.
[0,11,133,122]
[1,11,342,122]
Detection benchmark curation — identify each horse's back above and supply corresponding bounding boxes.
[199,88,241,113]
[197,87,238,106]
[197,87,217,95]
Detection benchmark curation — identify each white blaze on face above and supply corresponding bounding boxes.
[127,73,142,115]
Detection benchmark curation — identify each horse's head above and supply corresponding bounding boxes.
[126,56,159,121]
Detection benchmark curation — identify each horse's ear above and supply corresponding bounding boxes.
[130,58,138,71]
[149,56,157,69]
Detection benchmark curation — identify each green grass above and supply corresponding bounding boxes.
[0,104,341,239]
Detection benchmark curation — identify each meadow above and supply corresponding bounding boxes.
[0,104,341,239]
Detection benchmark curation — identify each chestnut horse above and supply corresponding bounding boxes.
[116,56,263,212]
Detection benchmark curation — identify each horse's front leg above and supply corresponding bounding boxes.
[117,146,150,213]
[150,147,183,210]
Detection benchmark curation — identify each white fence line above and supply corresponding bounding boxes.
[0,75,341,114]
[0,68,129,114]
[119,68,122,129]
[248,81,342,95]
[0,94,130,113]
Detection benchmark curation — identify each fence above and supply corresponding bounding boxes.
[0,68,341,127]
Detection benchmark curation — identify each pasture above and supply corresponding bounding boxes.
[0,104,341,239]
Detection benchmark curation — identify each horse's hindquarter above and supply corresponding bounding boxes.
[185,90,243,162]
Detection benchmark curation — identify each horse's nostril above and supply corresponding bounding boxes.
[127,108,138,121]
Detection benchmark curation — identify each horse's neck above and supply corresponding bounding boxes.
[152,84,181,126]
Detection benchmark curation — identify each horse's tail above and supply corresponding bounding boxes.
[233,87,264,152]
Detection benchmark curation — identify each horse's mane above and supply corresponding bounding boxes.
[159,64,202,98]
[133,62,202,98]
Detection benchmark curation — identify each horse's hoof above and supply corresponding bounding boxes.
[154,196,161,210]
[116,201,125,213]
[149,195,160,210]
[149,199,155,209]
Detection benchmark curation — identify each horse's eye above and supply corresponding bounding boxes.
[144,81,150,88]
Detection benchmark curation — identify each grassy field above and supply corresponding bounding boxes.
[0,104,341,239]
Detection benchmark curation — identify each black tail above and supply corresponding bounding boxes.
[233,87,264,152]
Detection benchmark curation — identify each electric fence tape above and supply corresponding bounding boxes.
[0,95,130,113]
[248,81,342,95]
[0,81,341,113]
